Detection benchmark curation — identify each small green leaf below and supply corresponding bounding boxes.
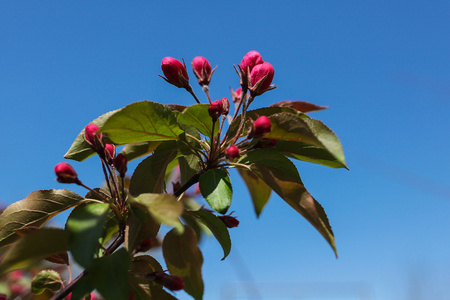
[0,189,83,247]
[163,226,204,300]
[186,210,231,260]
[64,109,119,161]
[90,248,131,300]
[178,104,219,137]
[0,228,68,273]
[130,193,184,233]
[238,149,337,256]
[121,141,162,162]
[129,141,179,196]
[100,101,183,144]
[199,169,232,214]
[238,168,272,217]
[31,270,62,295]
[65,202,110,268]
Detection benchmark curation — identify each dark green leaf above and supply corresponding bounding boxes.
[65,202,110,268]
[71,274,94,300]
[179,154,201,186]
[238,168,272,217]
[125,208,160,252]
[149,286,179,300]
[238,149,337,256]
[100,101,183,144]
[130,193,184,233]
[121,141,162,162]
[90,248,131,300]
[199,169,232,214]
[163,226,203,300]
[130,141,179,196]
[186,210,231,260]
[31,270,62,295]
[0,189,82,247]
[178,104,219,137]
[0,228,69,273]
[64,109,119,161]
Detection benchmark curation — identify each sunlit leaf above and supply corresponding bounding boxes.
[270,100,328,113]
[90,248,131,300]
[121,141,162,162]
[163,226,204,300]
[238,149,337,256]
[64,109,119,161]
[238,168,272,217]
[0,228,69,273]
[65,202,110,268]
[199,169,232,214]
[0,189,82,247]
[130,193,184,233]
[178,104,219,137]
[31,270,62,295]
[101,101,183,144]
[129,141,179,196]
[186,210,231,260]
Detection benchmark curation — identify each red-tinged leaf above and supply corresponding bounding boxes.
[238,168,272,217]
[0,189,83,248]
[0,228,69,273]
[238,149,337,256]
[163,226,204,300]
[129,141,179,196]
[166,104,187,112]
[270,100,328,113]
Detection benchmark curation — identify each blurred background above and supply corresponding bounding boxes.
[1,1,450,299]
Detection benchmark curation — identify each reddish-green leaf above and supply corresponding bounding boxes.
[0,189,83,247]
[238,149,337,256]
[64,109,119,161]
[199,169,232,214]
[238,168,272,217]
[100,101,183,144]
[270,100,328,113]
[163,226,204,300]
[187,210,231,260]
[0,228,69,273]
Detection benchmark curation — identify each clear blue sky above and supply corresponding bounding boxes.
[1,1,450,299]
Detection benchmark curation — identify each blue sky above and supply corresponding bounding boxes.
[1,1,450,299]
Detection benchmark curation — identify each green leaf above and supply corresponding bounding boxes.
[199,169,232,214]
[121,141,162,162]
[130,193,184,233]
[265,113,347,169]
[237,168,272,217]
[31,270,62,295]
[178,104,219,137]
[65,202,110,268]
[100,101,183,144]
[179,154,201,186]
[163,226,204,300]
[0,228,69,273]
[129,255,164,300]
[130,141,179,196]
[186,210,231,260]
[90,248,131,300]
[64,109,119,161]
[71,275,94,300]
[0,189,83,247]
[238,149,337,256]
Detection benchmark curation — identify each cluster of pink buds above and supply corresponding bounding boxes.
[208,97,229,121]
[239,50,275,96]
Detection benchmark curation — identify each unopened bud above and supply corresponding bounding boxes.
[114,153,128,178]
[221,97,230,116]
[248,116,272,138]
[160,57,189,88]
[225,145,240,160]
[104,144,116,164]
[54,162,80,184]
[192,56,213,86]
[249,62,275,96]
[208,100,223,121]
[231,87,242,104]
[153,272,184,291]
[84,124,104,153]
[240,50,263,76]
[219,215,239,228]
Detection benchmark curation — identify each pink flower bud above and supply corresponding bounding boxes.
[161,57,189,88]
[221,97,230,116]
[192,56,213,86]
[114,153,128,177]
[208,100,223,121]
[84,124,102,148]
[250,62,275,96]
[104,144,116,164]
[153,272,184,291]
[249,115,272,138]
[54,162,79,184]
[225,145,240,160]
[240,50,263,75]
[219,215,239,228]
[0,294,7,300]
